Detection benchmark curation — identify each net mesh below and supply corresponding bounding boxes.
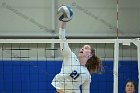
[0,39,138,93]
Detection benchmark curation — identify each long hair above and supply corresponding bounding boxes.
[85,49,104,74]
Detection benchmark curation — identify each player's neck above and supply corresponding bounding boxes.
[79,57,88,66]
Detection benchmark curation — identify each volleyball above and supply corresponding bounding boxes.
[57,5,73,22]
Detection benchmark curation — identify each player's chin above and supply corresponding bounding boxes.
[78,54,82,57]
[78,55,85,58]
[126,90,133,93]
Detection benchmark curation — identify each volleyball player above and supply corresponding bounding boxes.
[51,21,103,93]
[125,80,136,93]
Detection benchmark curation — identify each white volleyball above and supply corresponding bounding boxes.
[57,5,73,22]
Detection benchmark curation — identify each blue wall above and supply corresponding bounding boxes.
[0,60,138,93]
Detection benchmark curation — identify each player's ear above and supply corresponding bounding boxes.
[88,54,92,58]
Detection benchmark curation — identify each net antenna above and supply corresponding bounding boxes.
[113,0,119,93]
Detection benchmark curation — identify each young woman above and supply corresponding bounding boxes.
[125,80,136,93]
[51,21,102,93]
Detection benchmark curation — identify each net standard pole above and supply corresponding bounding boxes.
[132,38,140,93]
[113,0,119,92]
[113,39,119,93]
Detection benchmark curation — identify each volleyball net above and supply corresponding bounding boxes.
[0,38,139,93]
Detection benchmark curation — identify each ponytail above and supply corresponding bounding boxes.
[85,49,104,74]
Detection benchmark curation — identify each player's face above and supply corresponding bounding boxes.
[79,45,92,58]
[125,82,135,93]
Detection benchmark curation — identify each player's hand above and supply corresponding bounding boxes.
[60,21,66,29]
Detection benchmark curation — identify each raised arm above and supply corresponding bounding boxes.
[59,21,71,57]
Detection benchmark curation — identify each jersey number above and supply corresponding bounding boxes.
[70,70,80,80]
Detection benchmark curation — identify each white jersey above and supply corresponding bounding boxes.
[51,28,91,93]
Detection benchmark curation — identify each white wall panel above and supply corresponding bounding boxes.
[0,0,139,38]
